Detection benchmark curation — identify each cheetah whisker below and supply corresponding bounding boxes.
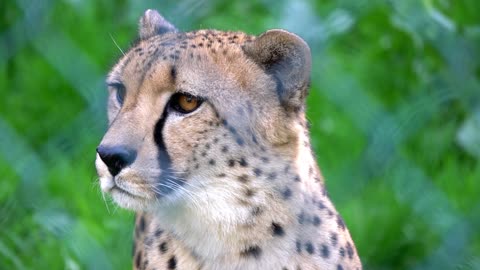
[160,177,202,208]
[101,190,112,215]
[109,33,125,56]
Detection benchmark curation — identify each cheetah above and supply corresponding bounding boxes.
[95,9,362,270]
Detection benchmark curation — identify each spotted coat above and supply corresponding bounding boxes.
[95,9,362,270]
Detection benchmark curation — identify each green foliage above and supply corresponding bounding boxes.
[1,0,479,269]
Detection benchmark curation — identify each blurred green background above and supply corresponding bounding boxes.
[1,0,479,269]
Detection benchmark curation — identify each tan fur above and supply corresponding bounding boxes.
[96,9,362,270]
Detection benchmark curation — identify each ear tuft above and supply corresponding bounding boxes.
[139,9,177,40]
[243,30,311,112]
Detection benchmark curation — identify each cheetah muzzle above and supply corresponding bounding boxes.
[95,9,362,270]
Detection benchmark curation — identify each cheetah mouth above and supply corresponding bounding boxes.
[107,182,153,211]
[111,185,137,197]
[111,180,147,199]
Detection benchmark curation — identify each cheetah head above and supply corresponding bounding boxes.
[95,9,311,213]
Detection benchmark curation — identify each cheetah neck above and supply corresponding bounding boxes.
[143,124,350,268]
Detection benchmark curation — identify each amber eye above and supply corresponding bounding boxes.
[169,93,203,114]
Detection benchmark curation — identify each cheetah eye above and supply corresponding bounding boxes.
[108,82,126,105]
[169,93,203,114]
[116,85,126,105]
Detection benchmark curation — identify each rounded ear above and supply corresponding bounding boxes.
[243,30,311,112]
[139,9,177,40]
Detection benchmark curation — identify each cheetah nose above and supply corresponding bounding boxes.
[96,145,137,176]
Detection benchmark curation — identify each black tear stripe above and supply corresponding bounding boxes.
[153,107,182,195]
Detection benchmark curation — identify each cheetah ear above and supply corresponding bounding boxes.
[243,30,311,112]
[139,9,177,40]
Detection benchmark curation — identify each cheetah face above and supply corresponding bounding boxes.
[95,10,311,212]
[95,82,217,210]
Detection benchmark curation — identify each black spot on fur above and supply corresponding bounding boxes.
[312,215,321,226]
[305,242,314,254]
[228,159,235,167]
[135,251,142,269]
[221,146,229,153]
[159,242,168,254]
[168,256,177,269]
[346,242,354,259]
[241,246,262,259]
[144,236,153,247]
[154,228,163,237]
[267,172,277,180]
[337,215,346,230]
[330,232,338,246]
[337,265,344,270]
[296,240,302,253]
[318,201,326,209]
[298,212,305,224]
[236,137,245,146]
[139,216,146,232]
[238,174,249,183]
[339,247,345,258]
[320,244,330,258]
[282,187,292,200]
[253,168,262,176]
[239,157,248,167]
[209,159,216,166]
[271,222,285,237]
